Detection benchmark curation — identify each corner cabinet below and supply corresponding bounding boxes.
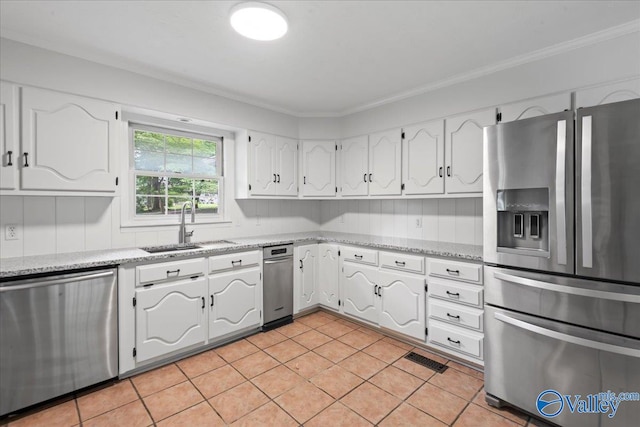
[294,244,319,313]
[246,131,298,197]
[301,140,337,197]
[20,86,119,193]
[318,243,340,311]
[444,108,496,194]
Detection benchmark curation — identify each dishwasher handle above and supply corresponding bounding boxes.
[264,257,292,265]
[0,271,115,292]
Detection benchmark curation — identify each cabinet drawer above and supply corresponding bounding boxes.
[342,246,378,265]
[137,258,205,286]
[428,320,483,359]
[209,251,261,273]
[429,259,482,284]
[428,278,483,308]
[380,251,425,274]
[429,299,483,331]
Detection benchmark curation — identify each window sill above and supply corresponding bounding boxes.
[120,218,232,230]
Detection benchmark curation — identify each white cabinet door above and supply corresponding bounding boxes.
[445,108,495,194]
[296,244,319,312]
[341,262,379,324]
[209,268,262,340]
[377,270,425,340]
[276,136,298,196]
[339,135,369,196]
[402,120,444,195]
[0,82,17,190]
[368,129,402,195]
[318,243,340,311]
[248,131,276,195]
[575,78,640,108]
[20,87,118,192]
[499,93,571,123]
[135,278,207,363]
[301,140,336,197]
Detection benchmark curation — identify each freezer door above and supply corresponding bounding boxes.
[576,98,640,283]
[483,110,574,274]
[485,305,640,427]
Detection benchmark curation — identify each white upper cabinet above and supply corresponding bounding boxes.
[247,131,298,197]
[301,140,336,197]
[575,78,640,108]
[499,93,571,123]
[20,87,119,193]
[0,82,17,190]
[318,243,340,311]
[402,120,444,195]
[368,129,402,196]
[445,107,496,194]
[248,131,277,196]
[339,135,369,196]
[276,136,298,196]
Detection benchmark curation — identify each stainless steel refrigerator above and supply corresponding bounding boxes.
[483,98,640,427]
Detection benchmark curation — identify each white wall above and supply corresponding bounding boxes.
[320,199,482,246]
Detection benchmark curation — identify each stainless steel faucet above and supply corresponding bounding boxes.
[179,201,195,244]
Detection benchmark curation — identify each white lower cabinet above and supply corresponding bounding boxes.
[341,262,379,324]
[294,244,319,313]
[209,268,262,340]
[135,277,207,363]
[318,243,340,311]
[377,270,425,340]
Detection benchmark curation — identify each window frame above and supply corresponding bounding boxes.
[126,122,226,226]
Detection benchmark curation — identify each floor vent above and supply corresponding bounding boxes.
[404,352,448,373]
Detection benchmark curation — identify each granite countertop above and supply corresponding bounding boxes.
[0,232,482,279]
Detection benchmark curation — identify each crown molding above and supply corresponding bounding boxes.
[3,19,639,118]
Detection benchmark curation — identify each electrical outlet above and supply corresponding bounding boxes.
[415,218,422,228]
[5,224,19,240]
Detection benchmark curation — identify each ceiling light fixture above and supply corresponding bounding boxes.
[230,2,288,41]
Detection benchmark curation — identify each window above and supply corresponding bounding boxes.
[131,124,223,220]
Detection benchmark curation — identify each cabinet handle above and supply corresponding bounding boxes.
[446,290,460,297]
[166,269,181,277]
[231,260,242,267]
[439,166,443,177]
[23,152,29,167]
[273,173,277,183]
[395,261,405,267]
[446,268,460,275]
[303,176,306,184]
[299,260,303,271]
[447,337,461,345]
[363,173,367,183]
[210,295,214,307]
[201,297,205,309]
[374,285,378,295]
[446,313,461,320]
[368,173,372,182]
[377,286,382,297]
[277,174,280,183]
[6,151,12,166]
[446,166,451,177]
[354,254,363,260]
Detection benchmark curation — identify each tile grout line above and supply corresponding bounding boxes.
[172,359,230,424]
[124,377,156,426]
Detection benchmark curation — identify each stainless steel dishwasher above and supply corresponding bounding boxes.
[262,244,293,330]
[0,268,118,416]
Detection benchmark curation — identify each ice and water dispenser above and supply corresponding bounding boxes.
[496,188,549,255]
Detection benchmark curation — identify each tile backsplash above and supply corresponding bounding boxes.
[319,199,483,245]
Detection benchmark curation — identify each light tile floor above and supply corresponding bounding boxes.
[2,311,550,427]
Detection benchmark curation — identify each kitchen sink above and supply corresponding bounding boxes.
[200,240,238,248]
[141,244,203,254]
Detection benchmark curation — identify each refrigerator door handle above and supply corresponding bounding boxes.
[494,312,640,357]
[581,115,593,268]
[555,119,567,265]
[493,271,640,303]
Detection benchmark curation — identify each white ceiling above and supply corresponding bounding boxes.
[1,1,639,116]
